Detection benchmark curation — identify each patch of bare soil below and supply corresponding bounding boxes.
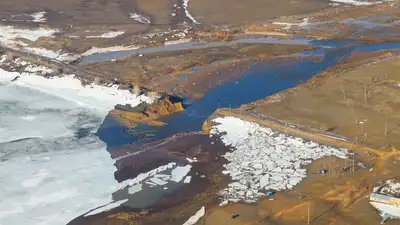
[189,0,329,25]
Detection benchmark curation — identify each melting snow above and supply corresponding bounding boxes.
[0,56,156,113]
[86,31,125,39]
[273,18,309,30]
[0,25,57,43]
[183,206,205,225]
[81,45,140,57]
[183,0,200,24]
[211,117,348,204]
[330,0,388,5]
[130,11,151,24]
[31,12,46,23]
[0,25,80,61]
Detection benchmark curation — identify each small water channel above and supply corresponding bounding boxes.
[77,36,347,65]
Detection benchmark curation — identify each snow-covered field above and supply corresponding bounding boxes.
[210,117,348,204]
[0,25,79,62]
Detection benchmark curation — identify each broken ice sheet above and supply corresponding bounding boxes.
[211,116,348,204]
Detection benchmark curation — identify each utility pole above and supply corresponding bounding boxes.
[364,84,367,102]
[341,86,346,100]
[308,201,311,224]
[384,115,388,136]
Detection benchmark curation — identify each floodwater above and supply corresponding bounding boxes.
[126,41,400,141]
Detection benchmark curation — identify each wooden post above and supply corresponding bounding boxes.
[364,84,367,102]
[341,86,346,100]
[352,154,355,173]
[308,201,311,224]
[385,115,388,136]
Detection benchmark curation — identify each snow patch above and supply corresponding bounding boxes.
[0,58,157,114]
[183,0,200,24]
[183,206,205,225]
[330,0,388,5]
[130,11,151,24]
[164,38,192,46]
[211,117,348,203]
[0,25,57,43]
[81,45,140,57]
[31,12,46,23]
[0,25,79,61]
[273,18,309,30]
[86,31,125,39]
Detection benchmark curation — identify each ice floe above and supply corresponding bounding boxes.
[0,56,163,225]
[184,176,192,184]
[130,11,151,24]
[85,199,129,216]
[183,206,205,225]
[171,165,192,183]
[120,162,177,187]
[86,31,125,39]
[210,117,348,204]
[370,180,400,222]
